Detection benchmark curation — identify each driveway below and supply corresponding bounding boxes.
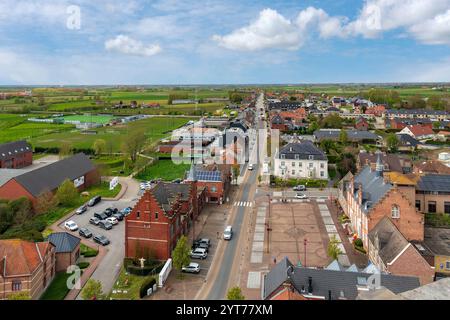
[60,199,137,297]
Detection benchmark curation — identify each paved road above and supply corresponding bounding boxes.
[206,92,265,300]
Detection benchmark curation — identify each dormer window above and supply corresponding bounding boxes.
[281,154,285,159]
[295,154,300,160]
[391,205,400,219]
[309,155,314,160]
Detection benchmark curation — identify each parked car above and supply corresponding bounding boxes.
[98,220,113,230]
[94,212,108,220]
[64,220,78,232]
[193,238,211,249]
[248,164,254,170]
[293,185,306,191]
[223,225,233,240]
[182,262,200,274]
[93,234,110,246]
[190,247,208,260]
[89,217,100,225]
[122,207,133,216]
[192,242,209,253]
[295,193,308,199]
[106,217,118,225]
[172,179,181,183]
[75,205,87,215]
[79,227,92,238]
[113,212,124,221]
[88,195,101,207]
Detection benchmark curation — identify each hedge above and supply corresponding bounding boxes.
[77,262,90,269]
[34,146,95,155]
[139,278,157,298]
[270,176,327,188]
[124,258,165,276]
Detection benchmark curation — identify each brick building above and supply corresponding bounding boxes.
[125,169,206,260]
[47,232,81,272]
[357,152,412,174]
[339,154,424,249]
[0,153,99,208]
[0,140,33,169]
[0,239,56,300]
[355,117,369,131]
[187,164,231,204]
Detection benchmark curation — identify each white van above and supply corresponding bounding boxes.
[223,226,233,240]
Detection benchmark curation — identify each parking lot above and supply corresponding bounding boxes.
[59,198,137,295]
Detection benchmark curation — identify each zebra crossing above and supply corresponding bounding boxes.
[233,201,254,207]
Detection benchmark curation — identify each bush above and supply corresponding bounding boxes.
[353,238,363,248]
[139,278,157,299]
[77,262,90,269]
[124,258,164,276]
[80,244,98,257]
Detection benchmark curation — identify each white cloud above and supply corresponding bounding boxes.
[104,35,162,57]
[295,7,348,39]
[408,9,450,45]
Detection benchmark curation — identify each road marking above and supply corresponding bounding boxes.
[234,201,254,207]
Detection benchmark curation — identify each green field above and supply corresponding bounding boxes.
[31,117,193,152]
[0,121,74,144]
[136,159,190,181]
[63,114,115,124]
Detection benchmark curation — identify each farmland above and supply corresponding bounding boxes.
[0,121,74,144]
[135,159,190,181]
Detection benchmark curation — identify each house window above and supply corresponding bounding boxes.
[445,202,450,214]
[281,161,285,166]
[309,163,313,168]
[292,170,295,175]
[292,162,295,167]
[12,281,22,291]
[320,171,324,177]
[309,155,314,160]
[391,205,400,219]
[155,211,158,220]
[136,211,140,219]
[446,261,450,270]
[281,154,285,159]
[415,200,421,211]
[295,155,300,160]
[428,201,437,213]
[211,186,217,193]
[299,162,302,167]
[320,163,324,169]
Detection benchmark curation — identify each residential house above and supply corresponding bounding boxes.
[395,134,422,152]
[274,141,328,179]
[47,232,81,272]
[0,239,56,300]
[400,125,435,141]
[365,105,386,117]
[385,109,449,121]
[262,257,420,300]
[413,160,450,175]
[387,118,433,130]
[0,153,99,209]
[423,227,450,278]
[416,174,450,214]
[268,101,303,111]
[399,278,450,300]
[314,129,379,143]
[339,154,424,249]
[125,177,206,260]
[0,140,33,169]
[368,217,434,285]
[355,117,369,131]
[357,152,412,174]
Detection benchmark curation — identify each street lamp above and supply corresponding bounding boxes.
[303,238,307,267]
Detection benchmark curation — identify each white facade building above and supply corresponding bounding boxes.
[273,141,328,179]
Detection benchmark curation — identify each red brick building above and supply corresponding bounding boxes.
[0,153,99,208]
[190,164,231,204]
[0,140,32,169]
[355,117,369,131]
[47,232,81,272]
[125,175,206,260]
[0,239,56,300]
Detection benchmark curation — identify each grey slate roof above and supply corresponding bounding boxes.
[354,166,392,213]
[386,109,448,116]
[13,153,95,197]
[0,140,31,160]
[47,232,80,253]
[399,277,450,300]
[314,129,378,141]
[417,174,450,193]
[397,134,421,147]
[151,182,191,213]
[278,141,327,161]
[368,217,409,264]
[0,168,29,187]
[263,257,420,300]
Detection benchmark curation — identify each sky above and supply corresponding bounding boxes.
[0,0,449,85]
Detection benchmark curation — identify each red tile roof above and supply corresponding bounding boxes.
[407,125,434,137]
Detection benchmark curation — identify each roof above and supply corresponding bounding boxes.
[368,217,409,264]
[417,174,450,192]
[12,153,95,197]
[404,125,434,137]
[384,172,418,185]
[0,239,53,277]
[424,227,450,256]
[396,134,421,147]
[151,182,192,213]
[414,160,450,174]
[0,168,30,187]
[354,166,392,213]
[278,141,327,161]
[0,140,32,160]
[47,232,80,253]
[314,129,378,141]
[263,257,420,300]
[358,153,407,173]
[400,278,450,300]
[386,109,449,116]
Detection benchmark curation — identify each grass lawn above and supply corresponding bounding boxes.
[63,114,115,124]
[0,121,74,144]
[136,159,190,181]
[40,272,72,300]
[109,267,156,300]
[80,243,99,257]
[85,181,122,198]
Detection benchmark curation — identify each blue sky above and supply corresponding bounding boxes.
[0,0,449,85]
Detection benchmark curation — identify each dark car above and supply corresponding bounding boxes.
[93,234,110,246]
[89,217,100,225]
[103,207,118,217]
[75,205,87,215]
[94,212,108,220]
[194,238,211,248]
[98,220,113,230]
[88,195,101,207]
[113,212,124,221]
[79,227,92,238]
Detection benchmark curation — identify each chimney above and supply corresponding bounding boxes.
[307,277,313,294]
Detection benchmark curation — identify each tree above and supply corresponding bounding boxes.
[320,139,336,154]
[81,279,104,300]
[339,129,348,145]
[122,129,146,163]
[10,197,33,225]
[232,164,240,184]
[227,286,245,300]
[320,114,343,129]
[7,292,31,300]
[56,179,79,206]
[337,153,356,176]
[59,143,73,159]
[327,235,342,261]
[92,139,106,156]
[408,95,426,109]
[35,190,58,215]
[171,235,191,274]
[386,134,399,153]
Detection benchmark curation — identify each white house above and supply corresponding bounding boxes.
[273,141,328,179]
